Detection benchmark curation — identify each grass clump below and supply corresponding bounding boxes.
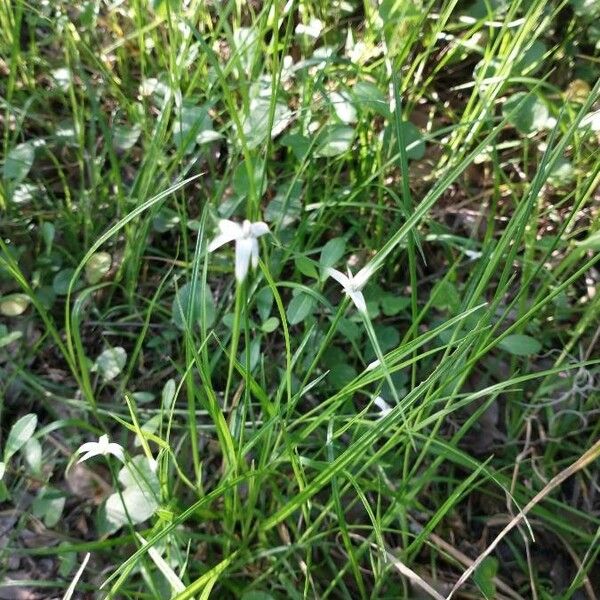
[1,0,599,598]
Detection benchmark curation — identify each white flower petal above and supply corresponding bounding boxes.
[76,441,100,454]
[208,233,231,252]
[208,220,243,251]
[250,221,269,237]
[352,264,374,290]
[75,435,125,464]
[218,219,243,237]
[77,449,102,464]
[251,237,259,269]
[326,267,351,288]
[348,290,367,313]
[374,396,391,413]
[107,443,126,463]
[235,238,253,282]
[366,359,380,371]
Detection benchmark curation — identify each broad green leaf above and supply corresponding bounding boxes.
[0,294,30,316]
[264,181,303,227]
[329,91,357,124]
[172,282,216,330]
[397,121,425,160]
[173,103,214,153]
[162,379,177,410]
[336,317,361,341]
[431,280,460,311]
[94,347,127,381]
[473,556,498,598]
[315,125,355,157]
[132,391,155,404]
[232,159,266,199]
[134,415,162,447]
[381,295,411,316]
[286,292,314,325]
[41,222,55,251]
[0,328,22,348]
[256,287,274,321]
[499,334,541,356]
[232,27,259,74]
[104,456,160,532]
[261,316,279,333]
[352,81,388,116]
[281,133,310,160]
[105,486,158,530]
[85,252,112,284]
[243,97,292,149]
[548,157,575,187]
[328,363,357,388]
[4,413,37,462]
[319,238,346,268]
[113,124,142,151]
[32,488,65,527]
[516,40,546,75]
[52,268,79,295]
[503,92,549,134]
[57,543,77,578]
[3,142,34,181]
[576,229,600,249]
[295,256,319,279]
[118,455,159,493]
[372,324,400,353]
[24,437,42,473]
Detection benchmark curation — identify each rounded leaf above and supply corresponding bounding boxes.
[499,334,541,356]
[94,347,127,381]
[315,125,355,157]
[286,292,314,325]
[503,92,549,134]
[3,142,35,182]
[319,238,346,269]
[4,413,38,462]
[0,294,30,317]
[85,252,112,284]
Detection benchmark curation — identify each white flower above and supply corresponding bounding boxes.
[295,17,323,38]
[208,219,270,282]
[75,434,125,464]
[325,264,373,313]
[366,358,380,371]
[373,396,392,418]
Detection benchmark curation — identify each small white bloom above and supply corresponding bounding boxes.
[75,434,125,464]
[373,396,392,418]
[295,17,323,38]
[325,264,373,313]
[464,249,482,260]
[366,358,380,371]
[208,219,270,282]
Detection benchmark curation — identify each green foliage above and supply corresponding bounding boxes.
[1,0,598,598]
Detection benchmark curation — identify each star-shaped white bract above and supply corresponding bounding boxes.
[373,396,392,418]
[208,219,270,282]
[75,434,125,464]
[325,264,373,313]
